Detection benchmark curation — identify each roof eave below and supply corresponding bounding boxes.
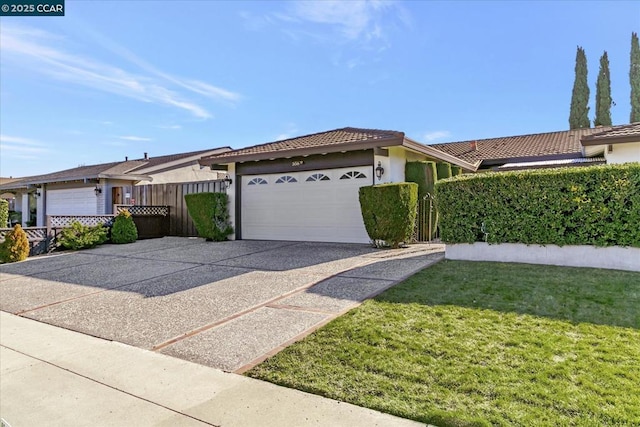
[581,135,640,146]
[401,138,480,172]
[198,137,405,166]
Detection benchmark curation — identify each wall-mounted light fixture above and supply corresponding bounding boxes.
[223,175,233,190]
[375,161,385,181]
[94,185,102,196]
[34,190,41,197]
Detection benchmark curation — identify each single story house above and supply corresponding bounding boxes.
[431,126,612,171]
[580,122,640,164]
[198,127,479,244]
[0,147,229,227]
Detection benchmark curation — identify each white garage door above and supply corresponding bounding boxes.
[47,187,98,216]
[241,166,371,243]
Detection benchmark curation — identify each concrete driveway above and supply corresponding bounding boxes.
[0,237,443,373]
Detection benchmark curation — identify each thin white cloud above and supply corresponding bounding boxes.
[423,131,452,143]
[0,24,241,119]
[119,136,152,142]
[158,124,182,130]
[274,123,299,141]
[269,0,403,51]
[0,134,50,158]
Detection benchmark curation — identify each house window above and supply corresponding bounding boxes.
[275,175,298,183]
[306,173,330,182]
[339,171,367,180]
[248,177,268,185]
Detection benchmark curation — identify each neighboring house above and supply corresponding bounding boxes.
[0,148,229,227]
[431,127,611,171]
[580,122,640,164]
[198,127,479,244]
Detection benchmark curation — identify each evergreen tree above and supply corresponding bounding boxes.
[631,32,640,122]
[569,46,590,129]
[594,51,613,126]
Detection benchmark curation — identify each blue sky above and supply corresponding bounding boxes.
[1,0,638,177]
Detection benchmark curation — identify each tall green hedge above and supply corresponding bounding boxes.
[0,199,8,228]
[436,162,452,180]
[184,192,233,241]
[451,166,463,176]
[435,164,640,247]
[359,183,418,248]
[405,161,438,240]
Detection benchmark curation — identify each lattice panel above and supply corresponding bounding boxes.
[115,205,169,216]
[48,215,115,228]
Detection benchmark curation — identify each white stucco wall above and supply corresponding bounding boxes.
[446,242,640,272]
[604,141,640,164]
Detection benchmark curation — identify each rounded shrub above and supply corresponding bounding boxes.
[111,210,138,244]
[59,221,108,250]
[0,224,30,263]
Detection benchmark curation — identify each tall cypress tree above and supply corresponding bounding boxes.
[569,46,590,129]
[631,32,640,123]
[594,51,612,126]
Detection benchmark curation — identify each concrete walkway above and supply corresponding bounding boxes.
[1,312,425,427]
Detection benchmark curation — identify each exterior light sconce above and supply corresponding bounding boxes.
[94,185,102,196]
[223,175,233,190]
[375,161,385,181]
[35,190,41,197]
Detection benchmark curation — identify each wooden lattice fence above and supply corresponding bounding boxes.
[130,180,225,237]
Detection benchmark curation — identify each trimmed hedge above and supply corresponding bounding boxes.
[184,192,233,241]
[405,161,438,240]
[436,162,452,180]
[451,165,463,176]
[0,199,8,228]
[359,183,418,248]
[435,163,640,247]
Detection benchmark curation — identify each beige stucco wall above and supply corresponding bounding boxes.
[138,164,224,185]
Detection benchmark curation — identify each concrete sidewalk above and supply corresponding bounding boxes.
[0,312,424,427]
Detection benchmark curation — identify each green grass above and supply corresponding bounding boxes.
[247,261,640,427]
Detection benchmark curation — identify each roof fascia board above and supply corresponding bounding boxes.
[401,138,480,171]
[133,147,232,174]
[581,135,640,146]
[199,137,404,166]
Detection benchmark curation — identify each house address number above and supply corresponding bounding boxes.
[292,160,305,166]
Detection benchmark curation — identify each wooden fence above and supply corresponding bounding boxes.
[131,180,225,237]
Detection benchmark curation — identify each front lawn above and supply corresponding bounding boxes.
[247,261,640,426]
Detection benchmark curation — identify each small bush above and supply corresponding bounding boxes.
[359,183,418,248]
[59,221,109,250]
[111,210,138,244]
[451,165,463,176]
[184,192,233,241]
[0,224,30,263]
[0,199,8,227]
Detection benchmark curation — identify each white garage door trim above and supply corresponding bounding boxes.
[46,187,98,216]
[241,166,371,244]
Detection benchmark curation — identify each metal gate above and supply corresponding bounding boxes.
[413,194,436,242]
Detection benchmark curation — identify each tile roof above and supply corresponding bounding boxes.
[0,147,228,190]
[431,127,612,165]
[581,122,640,145]
[201,127,404,162]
